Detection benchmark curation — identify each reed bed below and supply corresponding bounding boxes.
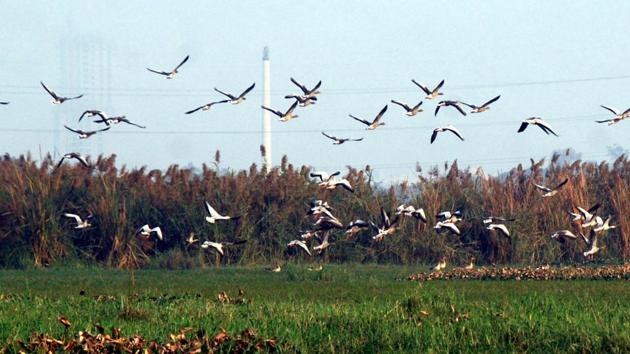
[0,149,629,268]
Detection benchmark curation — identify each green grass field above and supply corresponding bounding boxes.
[1,265,629,353]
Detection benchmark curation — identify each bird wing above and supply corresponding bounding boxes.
[587,203,601,214]
[553,178,569,191]
[297,241,312,256]
[600,105,620,115]
[205,201,222,218]
[185,106,204,114]
[444,222,460,235]
[146,68,168,75]
[40,81,58,99]
[68,94,84,100]
[285,101,299,114]
[434,105,442,116]
[290,77,308,94]
[309,80,322,94]
[321,132,337,141]
[445,126,465,141]
[535,120,558,136]
[372,105,388,124]
[351,138,364,142]
[214,88,236,100]
[72,154,90,167]
[64,213,82,224]
[458,101,476,109]
[261,105,282,117]
[55,157,66,169]
[64,125,82,134]
[432,79,445,93]
[481,95,501,108]
[310,171,329,182]
[152,227,163,240]
[430,129,439,144]
[349,114,370,126]
[411,79,431,95]
[122,119,146,129]
[517,121,529,133]
[390,100,411,111]
[336,179,354,193]
[380,207,390,228]
[173,55,190,71]
[452,102,467,116]
[494,224,510,237]
[533,183,552,193]
[238,83,256,99]
[95,126,111,133]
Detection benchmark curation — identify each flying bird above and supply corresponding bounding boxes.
[412,79,445,100]
[290,77,322,98]
[460,95,501,113]
[56,152,90,169]
[580,231,600,257]
[214,83,256,104]
[287,240,312,256]
[321,132,363,145]
[261,101,299,122]
[550,230,577,243]
[390,100,423,116]
[533,178,569,197]
[517,117,558,136]
[433,221,461,235]
[345,219,370,237]
[146,55,190,79]
[569,203,600,223]
[137,224,163,240]
[201,239,246,256]
[79,110,108,123]
[204,201,240,224]
[486,223,510,238]
[310,170,340,183]
[313,231,332,254]
[285,95,317,107]
[64,213,93,229]
[437,210,463,223]
[596,105,630,125]
[349,105,388,130]
[430,125,465,143]
[93,116,146,128]
[593,215,616,233]
[40,81,83,104]
[371,207,400,241]
[185,100,229,114]
[64,125,110,139]
[435,100,467,116]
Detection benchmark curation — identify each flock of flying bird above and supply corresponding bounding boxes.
[2,54,625,269]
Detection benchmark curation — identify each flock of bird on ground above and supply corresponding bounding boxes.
[1,54,625,270]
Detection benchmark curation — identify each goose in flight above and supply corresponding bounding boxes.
[396,205,427,223]
[214,83,256,104]
[593,215,616,233]
[185,100,229,114]
[64,213,93,229]
[596,105,630,125]
[580,231,600,257]
[79,110,109,123]
[261,101,299,122]
[314,216,345,231]
[186,233,198,246]
[146,55,189,79]
[320,178,354,192]
[307,199,333,216]
[437,210,463,223]
[321,132,363,145]
[349,105,388,130]
[460,95,501,113]
[533,178,568,197]
[40,81,83,104]
[433,221,461,235]
[345,219,370,237]
[550,230,577,243]
[371,207,400,241]
[64,125,110,139]
[412,79,444,100]
[390,100,423,116]
[201,239,246,256]
[285,94,317,107]
[435,100,467,116]
[310,170,340,183]
[204,201,240,224]
[287,240,312,256]
[56,152,90,169]
[517,117,558,136]
[137,224,163,240]
[430,125,464,143]
[569,203,600,223]
[313,231,332,254]
[93,116,146,128]
[290,77,322,98]
[486,223,510,238]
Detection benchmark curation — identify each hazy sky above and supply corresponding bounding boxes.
[1,1,629,181]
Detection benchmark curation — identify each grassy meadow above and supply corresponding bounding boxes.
[1,265,630,353]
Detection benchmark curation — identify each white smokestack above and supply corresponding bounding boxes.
[262,46,272,173]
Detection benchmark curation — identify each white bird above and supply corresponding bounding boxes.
[40,81,83,104]
[287,240,312,256]
[390,100,423,116]
[435,100,467,116]
[201,239,246,256]
[569,203,600,223]
[204,201,240,224]
[313,231,332,254]
[349,105,388,130]
[412,79,444,100]
[464,257,475,270]
[185,100,230,114]
[186,233,198,246]
[550,230,577,244]
[433,221,461,235]
[146,55,189,79]
[137,224,163,240]
[593,216,616,233]
[310,171,340,183]
[64,213,92,229]
[430,125,464,144]
[261,101,299,122]
[596,105,630,125]
[55,153,90,169]
[581,231,600,257]
[396,205,427,223]
[533,178,569,197]
[486,224,510,238]
[517,117,558,136]
[321,132,363,145]
[460,95,501,113]
[583,215,603,229]
[320,178,354,193]
[214,83,256,104]
[64,125,110,139]
[290,77,321,98]
[371,208,400,241]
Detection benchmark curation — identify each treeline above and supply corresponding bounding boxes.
[0,149,628,269]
